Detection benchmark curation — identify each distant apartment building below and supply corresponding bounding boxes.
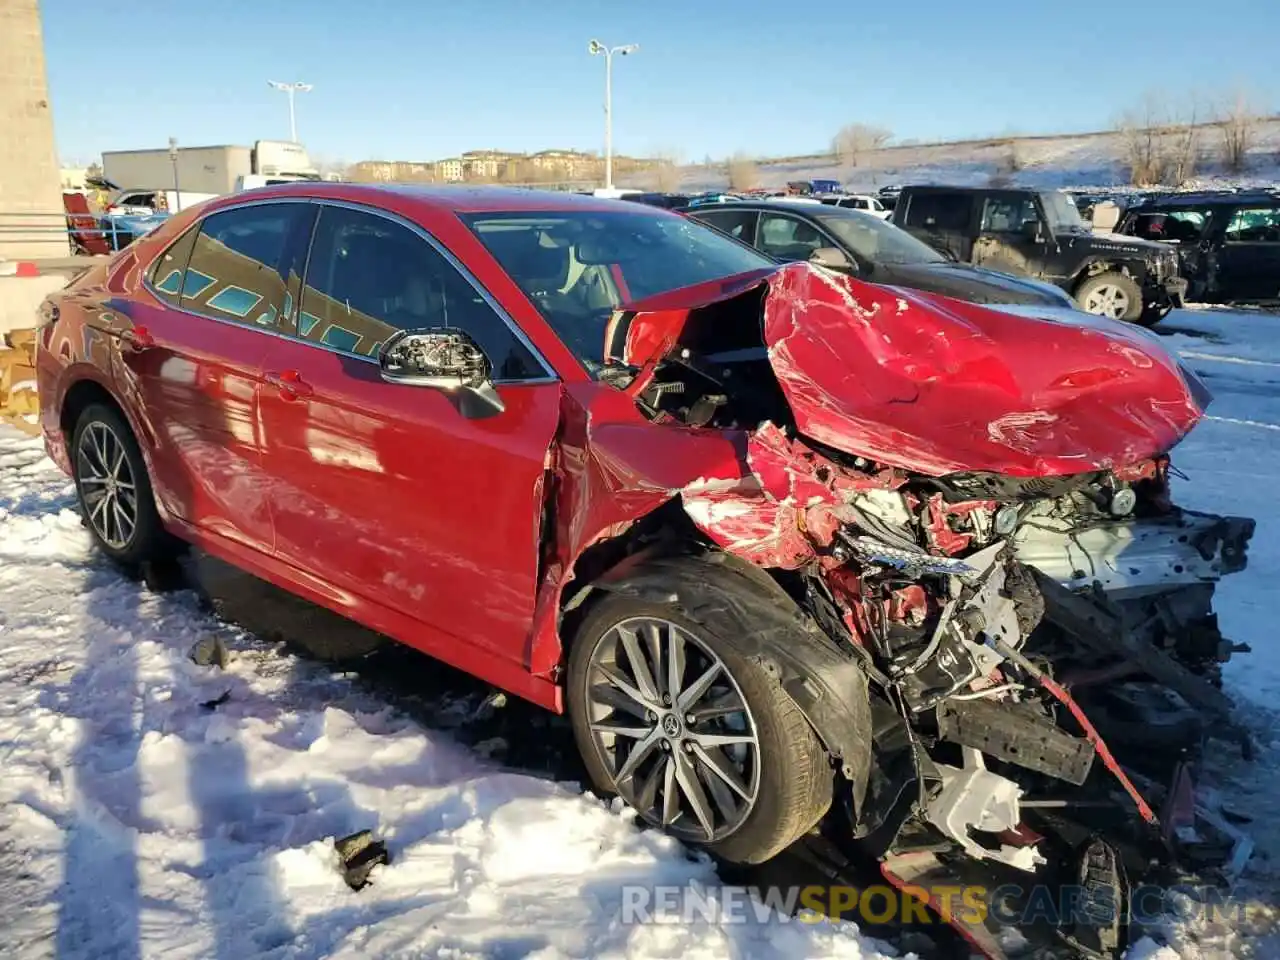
[349,160,441,183]
[461,150,522,180]
[436,158,464,182]
[529,149,597,179]
[348,148,657,187]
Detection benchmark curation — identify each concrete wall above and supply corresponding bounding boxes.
[0,275,63,337]
[0,1,65,261]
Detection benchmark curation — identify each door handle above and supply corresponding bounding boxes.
[265,369,313,400]
[120,325,155,351]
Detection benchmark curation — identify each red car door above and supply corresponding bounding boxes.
[121,201,314,552]
[256,202,561,675]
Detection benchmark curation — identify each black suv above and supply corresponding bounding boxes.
[680,199,1079,310]
[1115,190,1280,305]
[891,186,1186,324]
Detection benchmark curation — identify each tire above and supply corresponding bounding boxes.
[71,403,176,567]
[1075,272,1143,322]
[566,557,834,864]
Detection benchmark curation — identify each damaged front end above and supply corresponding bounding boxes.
[599,263,1256,957]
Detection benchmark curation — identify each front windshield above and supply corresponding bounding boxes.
[816,209,946,265]
[1039,192,1087,232]
[462,209,774,372]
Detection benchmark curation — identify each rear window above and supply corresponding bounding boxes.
[902,192,971,231]
[1121,209,1210,243]
[147,224,200,305]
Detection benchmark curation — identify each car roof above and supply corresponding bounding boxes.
[685,198,876,219]
[1129,189,1280,209]
[900,185,1049,196]
[208,181,663,216]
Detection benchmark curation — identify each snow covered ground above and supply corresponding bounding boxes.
[673,119,1280,195]
[2,305,1280,959]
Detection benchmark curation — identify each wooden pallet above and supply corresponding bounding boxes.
[1,327,39,434]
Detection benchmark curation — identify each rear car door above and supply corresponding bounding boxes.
[128,200,313,552]
[898,191,974,261]
[755,211,838,262]
[256,201,561,669]
[971,193,1047,278]
[688,207,760,246]
[1215,204,1280,301]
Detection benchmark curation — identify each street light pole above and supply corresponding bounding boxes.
[588,40,638,189]
[168,137,181,213]
[267,81,313,142]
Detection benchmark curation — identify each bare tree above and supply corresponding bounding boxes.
[1116,93,1202,187]
[832,123,892,169]
[1219,90,1259,173]
[1167,98,1201,185]
[727,152,759,191]
[1117,94,1168,186]
[651,149,685,192]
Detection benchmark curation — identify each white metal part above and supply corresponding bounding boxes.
[1012,511,1237,599]
[954,542,1022,676]
[927,748,1046,872]
[849,488,913,527]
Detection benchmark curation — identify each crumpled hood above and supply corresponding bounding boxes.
[619,262,1206,478]
[875,261,1074,307]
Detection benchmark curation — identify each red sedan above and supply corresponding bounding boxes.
[35,183,1254,943]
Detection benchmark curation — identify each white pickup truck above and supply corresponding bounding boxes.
[820,194,892,219]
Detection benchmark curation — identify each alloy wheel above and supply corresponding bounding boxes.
[75,421,138,550]
[1082,283,1131,319]
[583,616,761,843]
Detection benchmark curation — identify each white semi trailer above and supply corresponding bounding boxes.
[101,140,320,199]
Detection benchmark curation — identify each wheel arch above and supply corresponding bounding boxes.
[1069,256,1149,291]
[563,542,874,804]
[60,378,123,441]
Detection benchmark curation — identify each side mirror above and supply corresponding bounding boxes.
[809,246,854,272]
[377,327,504,415]
[1022,219,1045,243]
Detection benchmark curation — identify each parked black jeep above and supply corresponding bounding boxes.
[1115,190,1280,305]
[891,186,1187,324]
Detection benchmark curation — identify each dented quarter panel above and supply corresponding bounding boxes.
[527,383,749,682]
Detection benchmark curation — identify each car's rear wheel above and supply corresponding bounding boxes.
[71,403,176,567]
[1076,272,1143,321]
[566,560,834,864]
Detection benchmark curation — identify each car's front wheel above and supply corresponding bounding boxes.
[566,559,834,864]
[1076,272,1143,321]
[71,403,176,567]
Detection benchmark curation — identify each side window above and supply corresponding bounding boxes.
[904,193,971,231]
[180,203,304,328]
[980,196,1039,233]
[1224,206,1280,243]
[147,224,200,305]
[695,209,759,242]
[757,213,828,261]
[299,205,544,380]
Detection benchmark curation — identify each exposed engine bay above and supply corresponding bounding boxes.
[592,263,1257,957]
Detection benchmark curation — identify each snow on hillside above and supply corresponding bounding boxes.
[2,308,1280,958]
[673,119,1280,194]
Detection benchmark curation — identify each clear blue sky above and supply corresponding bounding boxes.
[42,0,1280,166]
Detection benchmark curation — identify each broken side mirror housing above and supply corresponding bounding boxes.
[377,327,504,415]
[809,246,854,273]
